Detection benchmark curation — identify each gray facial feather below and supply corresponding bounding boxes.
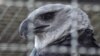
[19,4,93,49]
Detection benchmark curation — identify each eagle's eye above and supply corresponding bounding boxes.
[38,11,57,22]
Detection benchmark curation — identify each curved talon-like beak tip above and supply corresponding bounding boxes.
[19,19,28,39]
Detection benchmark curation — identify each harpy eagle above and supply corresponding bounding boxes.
[19,4,99,56]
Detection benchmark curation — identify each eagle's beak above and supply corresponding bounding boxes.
[19,19,28,39]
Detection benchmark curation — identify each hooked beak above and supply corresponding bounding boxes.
[19,19,28,39]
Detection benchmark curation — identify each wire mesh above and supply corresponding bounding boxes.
[0,3,29,56]
[0,0,100,56]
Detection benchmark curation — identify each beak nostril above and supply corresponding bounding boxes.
[34,25,49,30]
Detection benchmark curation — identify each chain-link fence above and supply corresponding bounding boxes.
[0,0,100,56]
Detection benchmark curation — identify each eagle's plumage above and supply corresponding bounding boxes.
[19,4,99,56]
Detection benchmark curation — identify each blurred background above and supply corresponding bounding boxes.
[0,0,100,56]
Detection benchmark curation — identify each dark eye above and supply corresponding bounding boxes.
[39,11,57,21]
